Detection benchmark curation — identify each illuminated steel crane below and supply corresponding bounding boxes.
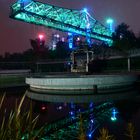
[10,0,113,46]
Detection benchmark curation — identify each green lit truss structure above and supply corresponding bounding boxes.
[41,102,114,139]
[10,0,113,45]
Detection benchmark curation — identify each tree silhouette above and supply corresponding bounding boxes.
[136,33,140,48]
[55,41,71,59]
[112,23,138,72]
[112,23,136,51]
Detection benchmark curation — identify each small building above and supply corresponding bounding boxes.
[71,49,94,72]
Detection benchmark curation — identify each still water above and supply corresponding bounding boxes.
[0,86,140,139]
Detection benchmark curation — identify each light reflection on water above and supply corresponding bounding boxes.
[0,86,140,139]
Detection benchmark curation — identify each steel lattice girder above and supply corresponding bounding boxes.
[10,0,113,45]
[42,106,113,139]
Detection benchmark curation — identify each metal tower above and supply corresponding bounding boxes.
[10,0,113,45]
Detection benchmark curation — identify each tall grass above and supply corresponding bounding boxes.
[125,123,136,140]
[96,128,115,140]
[0,94,45,140]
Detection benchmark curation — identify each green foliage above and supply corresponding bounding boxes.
[0,94,45,140]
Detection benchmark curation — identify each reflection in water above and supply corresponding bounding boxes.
[0,86,140,139]
[27,87,139,103]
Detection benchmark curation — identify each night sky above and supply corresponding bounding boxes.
[0,0,140,55]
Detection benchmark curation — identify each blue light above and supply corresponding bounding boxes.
[68,32,72,35]
[70,111,75,119]
[111,108,118,122]
[86,23,90,29]
[70,111,74,115]
[19,0,30,3]
[18,0,32,7]
[89,102,94,108]
[78,109,81,112]
[91,119,94,123]
[67,62,71,65]
[83,8,88,13]
[88,133,92,138]
[68,33,73,49]
[69,42,73,48]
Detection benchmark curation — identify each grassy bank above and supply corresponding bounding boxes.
[0,75,26,88]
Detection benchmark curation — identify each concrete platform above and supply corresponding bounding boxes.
[25,73,139,103]
[26,74,137,91]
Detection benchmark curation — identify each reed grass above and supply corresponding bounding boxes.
[96,128,115,140]
[125,122,136,140]
[0,94,45,140]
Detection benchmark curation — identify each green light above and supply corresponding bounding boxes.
[111,116,117,122]
[15,13,22,18]
[106,18,114,24]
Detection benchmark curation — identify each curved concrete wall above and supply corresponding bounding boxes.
[26,74,137,91]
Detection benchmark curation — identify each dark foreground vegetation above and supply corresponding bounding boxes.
[0,94,139,140]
